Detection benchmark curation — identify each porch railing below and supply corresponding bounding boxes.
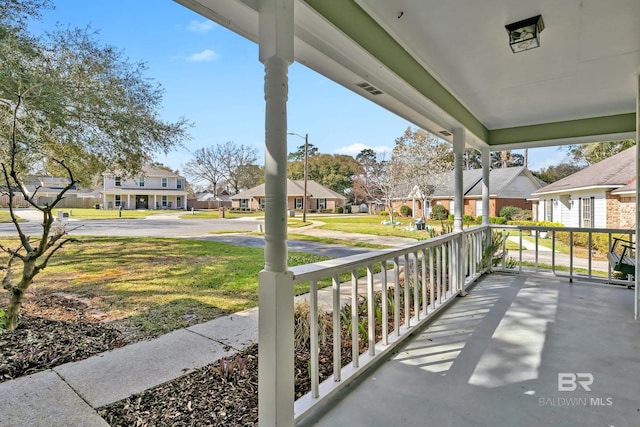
[291,225,489,420]
[490,225,636,286]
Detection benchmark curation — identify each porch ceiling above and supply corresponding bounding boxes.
[174,0,639,149]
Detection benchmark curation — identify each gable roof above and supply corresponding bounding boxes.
[231,179,346,200]
[400,167,541,199]
[531,147,636,196]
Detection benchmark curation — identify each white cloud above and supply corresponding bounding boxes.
[333,143,391,156]
[186,20,215,34]
[186,49,218,62]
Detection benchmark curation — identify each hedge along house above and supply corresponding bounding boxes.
[230,179,346,212]
[173,1,639,425]
[530,146,637,229]
[101,165,188,210]
[391,166,544,219]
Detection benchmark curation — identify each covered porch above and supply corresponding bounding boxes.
[300,273,640,427]
[173,1,639,425]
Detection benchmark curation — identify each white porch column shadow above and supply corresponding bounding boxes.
[258,0,295,426]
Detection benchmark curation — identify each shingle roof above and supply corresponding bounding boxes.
[531,146,636,196]
[231,179,346,200]
[395,166,539,199]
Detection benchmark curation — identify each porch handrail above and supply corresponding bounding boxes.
[290,225,491,421]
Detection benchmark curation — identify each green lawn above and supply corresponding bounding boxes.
[52,208,183,220]
[0,237,329,335]
[0,210,17,223]
[311,215,446,240]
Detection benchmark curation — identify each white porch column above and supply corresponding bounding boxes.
[127,194,130,210]
[258,0,295,426]
[453,129,465,295]
[153,194,157,210]
[481,146,490,225]
[453,129,464,231]
[635,73,639,320]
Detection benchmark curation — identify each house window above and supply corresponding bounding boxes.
[259,198,265,209]
[115,195,121,207]
[115,176,121,187]
[545,199,553,222]
[295,198,303,209]
[162,177,168,188]
[317,198,326,209]
[177,179,183,189]
[582,197,593,228]
[240,199,249,208]
[176,196,182,207]
[139,177,145,187]
[162,195,167,207]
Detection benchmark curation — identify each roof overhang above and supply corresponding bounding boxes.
[174,0,639,151]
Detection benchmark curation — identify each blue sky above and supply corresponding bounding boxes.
[31,0,567,173]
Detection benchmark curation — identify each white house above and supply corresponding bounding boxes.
[101,165,188,210]
[530,146,636,229]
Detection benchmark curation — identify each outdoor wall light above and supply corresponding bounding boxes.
[505,15,544,53]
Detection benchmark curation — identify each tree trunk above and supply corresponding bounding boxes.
[6,287,24,331]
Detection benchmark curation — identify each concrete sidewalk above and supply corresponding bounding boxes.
[0,309,259,426]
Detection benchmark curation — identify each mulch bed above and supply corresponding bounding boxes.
[1,289,414,426]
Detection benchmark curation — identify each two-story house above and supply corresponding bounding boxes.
[101,165,188,210]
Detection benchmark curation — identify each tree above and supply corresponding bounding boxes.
[393,127,453,220]
[491,150,524,168]
[183,142,258,195]
[183,147,225,195]
[288,143,318,161]
[352,148,383,205]
[217,141,258,194]
[463,148,482,170]
[564,140,636,166]
[534,162,584,184]
[0,4,190,329]
[288,152,358,197]
[236,163,264,190]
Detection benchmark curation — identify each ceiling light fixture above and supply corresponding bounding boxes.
[505,15,544,53]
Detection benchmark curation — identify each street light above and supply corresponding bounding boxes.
[287,132,308,223]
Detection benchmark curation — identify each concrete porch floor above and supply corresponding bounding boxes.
[299,273,640,427]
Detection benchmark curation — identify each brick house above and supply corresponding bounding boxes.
[530,146,636,228]
[231,179,346,212]
[388,167,543,219]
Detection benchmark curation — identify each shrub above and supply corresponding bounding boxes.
[512,209,532,221]
[379,210,389,216]
[490,216,507,224]
[400,205,412,217]
[463,214,474,224]
[431,205,448,220]
[499,206,521,220]
[294,300,331,351]
[335,206,343,214]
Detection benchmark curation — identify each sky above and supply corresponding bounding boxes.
[29,0,568,173]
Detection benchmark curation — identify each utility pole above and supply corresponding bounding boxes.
[303,133,308,223]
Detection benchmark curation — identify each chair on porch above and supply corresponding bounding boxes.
[607,237,636,286]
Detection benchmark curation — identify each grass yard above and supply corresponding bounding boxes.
[0,210,18,223]
[312,214,448,240]
[0,237,330,336]
[51,208,183,220]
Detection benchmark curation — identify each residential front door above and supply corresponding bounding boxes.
[136,195,149,209]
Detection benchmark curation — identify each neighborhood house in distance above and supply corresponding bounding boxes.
[101,165,188,210]
[530,146,636,229]
[231,179,346,212]
[386,166,544,219]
